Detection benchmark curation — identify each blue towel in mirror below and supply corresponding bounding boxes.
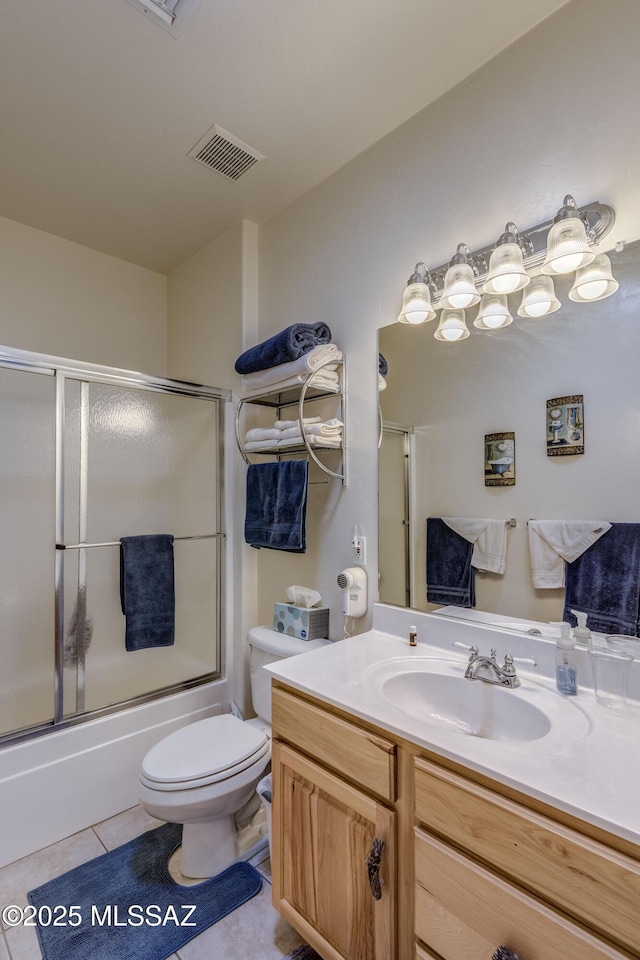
[426,517,475,607]
[119,535,175,650]
[245,461,308,552]
[234,323,331,374]
[564,523,640,636]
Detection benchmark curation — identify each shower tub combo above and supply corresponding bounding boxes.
[0,346,229,867]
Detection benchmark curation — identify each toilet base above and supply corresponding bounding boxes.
[178,803,269,879]
[180,816,238,878]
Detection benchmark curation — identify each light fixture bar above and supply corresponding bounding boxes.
[132,0,177,24]
[426,200,614,306]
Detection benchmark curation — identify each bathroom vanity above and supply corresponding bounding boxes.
[267,605,640,960]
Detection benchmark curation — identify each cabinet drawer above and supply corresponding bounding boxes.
[415,829,627,960]
[272,685,396,801]
[414,758,640,954]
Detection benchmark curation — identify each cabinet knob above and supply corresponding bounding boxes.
[365,837,385,900]
[492,948,520,960]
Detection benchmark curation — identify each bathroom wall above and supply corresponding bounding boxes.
[167,220,260,715]
[0,215,167,373]
[256,0,640,634]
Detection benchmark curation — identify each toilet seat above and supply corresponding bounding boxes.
[140,714,270,792]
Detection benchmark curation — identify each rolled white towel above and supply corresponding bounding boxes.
[279,419,343,440]
[243,434,342,452]
[241,370,340,400]
[274,416,322,430]
[240,344,342,393]
[277,435,342,449]
[244,427,283,442]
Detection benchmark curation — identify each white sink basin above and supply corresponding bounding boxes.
[365,657,590,744]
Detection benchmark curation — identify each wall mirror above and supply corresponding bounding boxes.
[378,239,640,624]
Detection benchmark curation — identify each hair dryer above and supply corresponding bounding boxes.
[336,567,368,618]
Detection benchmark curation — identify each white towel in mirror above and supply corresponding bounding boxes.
[527,520,612,588]
[442,518,508,575]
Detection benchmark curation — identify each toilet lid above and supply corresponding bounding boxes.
[141,714,268,784]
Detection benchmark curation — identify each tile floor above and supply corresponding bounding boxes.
[0,806,303,960]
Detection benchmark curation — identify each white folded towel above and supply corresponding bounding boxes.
[528,520,612,588]
[277,435,342,449]
[241,370,340,400]
[244,427,283,442]
[240,344,342,393]
[443,518,508,575]
[278,419,343,440]
[243,434,342,452]
[274,416,322,430]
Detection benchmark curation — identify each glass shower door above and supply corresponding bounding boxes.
[0,366,56,736]
[62,379,222,715]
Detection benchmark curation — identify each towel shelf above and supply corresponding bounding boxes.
[235,358,346,485]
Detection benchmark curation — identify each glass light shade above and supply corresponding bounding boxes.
[473,294,513,330]
[484,243,530,295]
[434,308,469,342]
[397,281,436,324]
[439,263,480,309]
[517,275,561,317]
[541,217,595,275]
[569,254,619,303]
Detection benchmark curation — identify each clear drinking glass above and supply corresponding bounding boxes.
[606,635,640,659]
[588,648,633,708]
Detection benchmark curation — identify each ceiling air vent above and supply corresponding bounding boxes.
[188,125,264,182]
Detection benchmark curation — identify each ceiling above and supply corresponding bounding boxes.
[0,0,569,274]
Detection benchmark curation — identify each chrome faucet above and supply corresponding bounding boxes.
[453,642,537,689]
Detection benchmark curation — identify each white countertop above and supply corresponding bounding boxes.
[266,604,640,847]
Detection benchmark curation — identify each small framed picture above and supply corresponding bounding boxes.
[485,432,515,486]
[547,395,584,456]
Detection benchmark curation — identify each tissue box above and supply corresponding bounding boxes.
[273,603,330,640]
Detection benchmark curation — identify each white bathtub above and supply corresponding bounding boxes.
[0,680,229,868]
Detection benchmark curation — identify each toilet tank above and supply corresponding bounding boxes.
[247,625,330,723]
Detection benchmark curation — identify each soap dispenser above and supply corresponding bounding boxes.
[571,609,592,645]
[552,621,578,696]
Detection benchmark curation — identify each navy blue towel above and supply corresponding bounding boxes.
[564,523,640,636]
[426,517,475,608]
[245,460,308,552]
[120,535,175,650]
[234,323,332,374]
[378,353,388,377]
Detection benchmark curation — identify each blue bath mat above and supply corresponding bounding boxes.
[27,822,262,960]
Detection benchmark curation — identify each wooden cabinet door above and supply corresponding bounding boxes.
[272,739,396,960]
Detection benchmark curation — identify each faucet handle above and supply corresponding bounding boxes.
[452,641,477,652]
[510,655,538,668]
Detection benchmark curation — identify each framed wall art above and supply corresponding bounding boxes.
[547,395,584,456]
[485,432,515,486]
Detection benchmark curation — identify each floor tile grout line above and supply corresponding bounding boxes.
[91,826,109,853]
[2,930,15,960]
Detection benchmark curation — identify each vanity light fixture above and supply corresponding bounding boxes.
[517,275,561,318]
[434,308,470,342]
[541,195,595,275]
[569,253,619,302]
[397,262,437,324]
[398,193,617,341]
[474,294,513,330]
[439,245,481,309]
[484,223,531,295]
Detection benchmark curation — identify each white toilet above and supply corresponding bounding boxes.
[139,626,330,878]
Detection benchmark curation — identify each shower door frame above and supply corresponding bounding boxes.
[0,345,230,746]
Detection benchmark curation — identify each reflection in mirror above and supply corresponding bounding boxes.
[378,239,640,624]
